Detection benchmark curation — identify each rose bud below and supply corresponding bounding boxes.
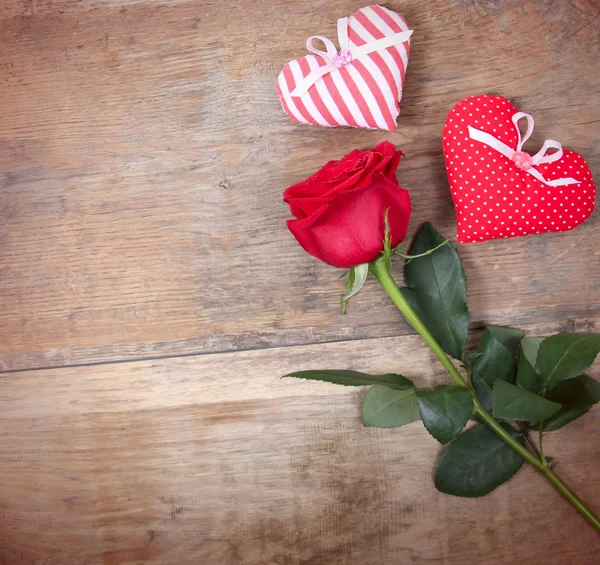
[283,141,411,268]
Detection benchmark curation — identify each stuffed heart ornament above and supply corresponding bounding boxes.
[443,95,596,243]
[276,5,412,132]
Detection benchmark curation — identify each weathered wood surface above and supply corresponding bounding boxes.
[1,0,599,371]
[1,0,599,563]
[0,335,599,564]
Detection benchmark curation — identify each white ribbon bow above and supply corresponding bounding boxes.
[467,112,580,187]
[290,16,413,97]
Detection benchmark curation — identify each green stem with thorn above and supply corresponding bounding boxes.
[369,258,600,533]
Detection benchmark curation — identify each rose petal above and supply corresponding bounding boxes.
[287,175,411,268]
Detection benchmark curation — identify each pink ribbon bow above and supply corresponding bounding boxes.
[290,16,413,97]
[468,112,580,187]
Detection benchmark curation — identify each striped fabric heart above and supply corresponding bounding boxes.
[277,5,412,132]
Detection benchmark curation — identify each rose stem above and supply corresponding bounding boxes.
[369,259,600,533]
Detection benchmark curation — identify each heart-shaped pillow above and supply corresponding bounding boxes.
[276,5,412,132]
[443,95,596,243]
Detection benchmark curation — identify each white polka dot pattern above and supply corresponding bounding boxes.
[442,95,596,243]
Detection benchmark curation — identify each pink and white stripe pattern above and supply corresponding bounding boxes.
[277,5,412,132]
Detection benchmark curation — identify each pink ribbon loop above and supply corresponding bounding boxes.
[289,17,413,97]
[467,112,580,187]
[306,36,339,61]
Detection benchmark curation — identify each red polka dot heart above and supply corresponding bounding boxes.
[443,95,596,243]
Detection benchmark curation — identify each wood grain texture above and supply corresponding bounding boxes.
[1,0,600,562]
[0,335,599,564]
[0,0,599,370]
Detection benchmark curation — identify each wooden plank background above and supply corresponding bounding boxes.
[0,0,599,563]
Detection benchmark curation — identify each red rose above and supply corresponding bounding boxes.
[284,141,411,268]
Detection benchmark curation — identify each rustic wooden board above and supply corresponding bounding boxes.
[1,0,599,370]
[1,0,600,562]
[0,335,598,564]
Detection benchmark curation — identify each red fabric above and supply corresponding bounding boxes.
[443,95,596,243]
[284,141,411,268]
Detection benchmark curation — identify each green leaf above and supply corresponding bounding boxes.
[394,239,448,261]
[515,355,543,394]
[472,373,494,413]
[531,375,600,432]
[486,325,524,356]
[340,268,355,314]
[516,337,545,393]
[362,385,420,428]
[521,336,544,366]
[492,379,561,421]
[416,385,473,444]
[343,263,368,302]
[402,223,469,360]
[435,423,525,497]
[536,333,600,391]
[284,370,414,391]
[472,327,517,387]
[341,263,368,313]
[464,351,482,366]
